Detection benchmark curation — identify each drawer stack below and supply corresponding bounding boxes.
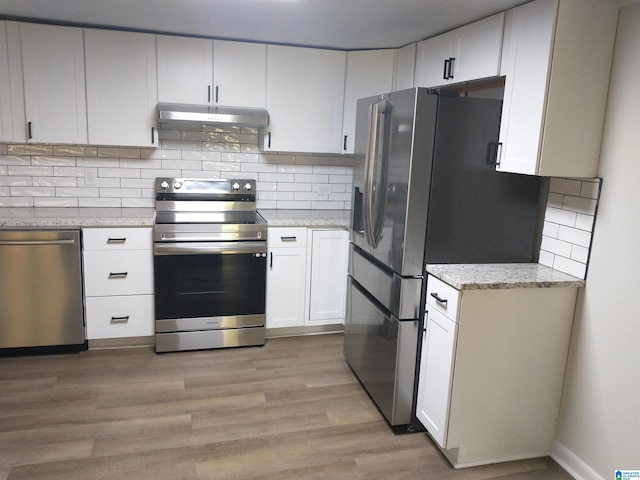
[83,227,154,340]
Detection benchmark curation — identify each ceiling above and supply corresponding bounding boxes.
[0,0,537,50]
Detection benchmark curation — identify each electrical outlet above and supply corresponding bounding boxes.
[85,168,97,186]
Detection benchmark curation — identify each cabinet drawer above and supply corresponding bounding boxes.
[83,227,152,251]
[85,294,154,339]
[426,275,461,321]
[267,227,307,248]
[83,250,153,296]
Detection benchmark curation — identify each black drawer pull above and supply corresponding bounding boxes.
[280,236,297,242]
[110,316,130,323]
[430,292,448,304]
[107,237,126,244]
[108,272,128,279]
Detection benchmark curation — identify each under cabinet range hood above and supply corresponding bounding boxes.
[157,103,269,127]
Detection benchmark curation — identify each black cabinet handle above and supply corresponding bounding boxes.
[343,135,348,151]
[208,85,211,103]
[108,272,128,279]
[107,237,126,244]
[430,292,448,304]
[27,121,33,139]
[487,142,503,166]
[269,252,273,268]
[215,86,219,103]
[110,316,130,323]
[151,127,155,145]
[280,236,297,241]
[448,57,455,79]
[443,59,449,80]
[268,132,271,148]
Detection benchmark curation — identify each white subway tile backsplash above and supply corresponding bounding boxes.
[0,187,9,196]
[97,147,141,159]
[0,176,32,186]
[7,144,53,155]
[33,176,77,187]
[31,156,76,166]
[79,197,121,208]
[540,177,602,280]
[558,225,592,247]
[10,186,55,197]
[34,197,78,207]
[56,187,99,198]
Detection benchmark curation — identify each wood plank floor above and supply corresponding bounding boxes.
[0,334,573,480]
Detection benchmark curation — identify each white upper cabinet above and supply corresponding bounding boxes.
[497,0,618,177]
[18,23,88,144]
[213,40,266,108]
[392,42,416,91]
[157,37,266,108]
[414,13,504,88]
[85,29,158,147]
[265,45,346,154]
[0,21,19,142]
[157,35,213,104]
[342,49,394,153]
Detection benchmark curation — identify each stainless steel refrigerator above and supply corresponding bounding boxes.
[344,88,546,427]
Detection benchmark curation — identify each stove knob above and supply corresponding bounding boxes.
[244,183,252,191]
[232,182,240,191]
[173,181,183,189]
[160,181,169,189]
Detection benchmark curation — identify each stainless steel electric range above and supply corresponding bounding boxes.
[153,178,267,353]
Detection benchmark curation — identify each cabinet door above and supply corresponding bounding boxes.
[307,229,348,325]
[265,45,346,153]
[416,308,457,448]
[414,33,454,88]
[392,42,416,91]
[20,23,87,144]
[453,13,504,83]
[213,40,266,108]
[266,246,307,328]
[342,50,394,153]
[0,21,15,142]
[85,29,158,147]
[157,35,212,104]
[497,0,556,175]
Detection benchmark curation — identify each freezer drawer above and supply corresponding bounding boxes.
[344,276,419,426]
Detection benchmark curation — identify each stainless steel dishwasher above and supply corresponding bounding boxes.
[0,229,86,353]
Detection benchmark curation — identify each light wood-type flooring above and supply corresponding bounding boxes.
[0,334,573,480]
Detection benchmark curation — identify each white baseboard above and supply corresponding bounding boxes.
[551,440,604,480]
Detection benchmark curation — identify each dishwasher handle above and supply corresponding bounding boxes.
[0,238,76,246]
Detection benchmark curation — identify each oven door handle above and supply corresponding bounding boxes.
[154,241,267,255]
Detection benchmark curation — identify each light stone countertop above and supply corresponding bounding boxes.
[426,263,585,290]
[259,209,351,228]
[0,207,155,228]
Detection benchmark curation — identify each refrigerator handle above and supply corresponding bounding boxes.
[363,101,379,247]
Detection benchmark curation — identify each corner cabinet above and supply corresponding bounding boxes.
[497,0,618,176]
[84,29,158,147]
[414,13,504,88]
[416,274,578,468]
[83,228,154,341]
[264,45,346,154]
[266,227,348,331]
[341,49,395,154]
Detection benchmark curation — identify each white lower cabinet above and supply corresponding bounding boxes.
[266,227,348,330]
[306,229,348,325]
[83,227,154,341]
[416,274,578,468]
[266,227,308,329]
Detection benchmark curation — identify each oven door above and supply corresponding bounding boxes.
[154,241,267,331]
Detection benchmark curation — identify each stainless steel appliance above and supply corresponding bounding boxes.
[153,178,267,353]
[0,229,86,354]
[344,88,547,427]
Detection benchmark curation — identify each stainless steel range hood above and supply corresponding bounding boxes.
[157,103,269,127]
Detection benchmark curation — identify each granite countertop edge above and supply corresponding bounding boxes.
[426,263,586,290]
[1,207,351,229]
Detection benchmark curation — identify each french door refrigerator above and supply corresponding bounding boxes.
[344,88,547,427]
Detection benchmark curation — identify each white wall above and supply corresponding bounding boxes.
[552,4,640,478]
